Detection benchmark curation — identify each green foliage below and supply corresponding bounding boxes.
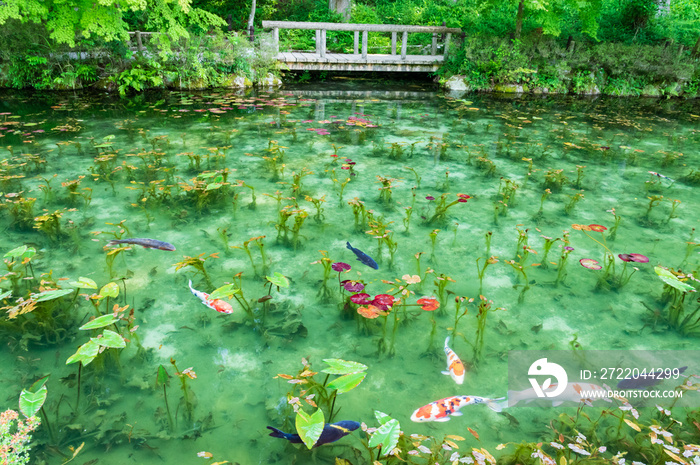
[295,408,325,449]
[0,0,225,48]
[112,61,164,96]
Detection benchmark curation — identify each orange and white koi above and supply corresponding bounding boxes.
[441,337,465,384]
[188,280,233,314]
[410,395,505,422]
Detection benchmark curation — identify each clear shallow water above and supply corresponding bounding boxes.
[0,85,699,464]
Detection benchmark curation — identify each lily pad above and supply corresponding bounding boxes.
[66,339,100,366]
[368,411,400,457]
[33,289,73,302]
[99,282,119,298]
[156,365,170,387]
[70,276,98,289]
[209,284,239,300]
[321,359,367,375]
[91,329,125,348]
[19,385,47,418]
[80,314,119,330]
[655,266,696,293]
[4,245,28,259]
[266,272,290,288]
[295,408,325,449]
[327,372,366,394]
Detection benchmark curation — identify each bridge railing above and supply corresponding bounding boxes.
[261,21,462,60]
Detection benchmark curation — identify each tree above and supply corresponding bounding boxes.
[480,0,603,39]
[0,0,225,47]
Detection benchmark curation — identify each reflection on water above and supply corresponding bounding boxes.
[0,85,699,464]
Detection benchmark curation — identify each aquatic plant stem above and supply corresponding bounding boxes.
[162,383,174,431]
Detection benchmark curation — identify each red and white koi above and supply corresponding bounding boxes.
[188,280,233,314]
[441,337,465,384]
[410,395,505,422]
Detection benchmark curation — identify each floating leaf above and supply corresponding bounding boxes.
[92,329,125,348]
[209,284,239,300]
[156,365,170,387]
[467,427,479,440]
[321,359,367,375]
[205,183,223,191]
[28,375,49,393]
[266,272,290,288]
[21,247,36,260]
[295,408,325,449]
[70,277,98,289]
[368,412,400,457]
[66,340,100,366]
[4,245,27,259]
[623,418,641,432]
[19,385,47,418]
[655,266,695,293]
[327,372,366,394]
[80,314,118,330]
[374,410,392,426]
[0,290,11,300]
[99,282,119,298]
[33,289,73,302]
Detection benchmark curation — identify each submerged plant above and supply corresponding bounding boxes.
[476,256,499,293]
[471,295,504,366]
[277,358,367,429]
[173,253,219,287]
[170,359,196,424]
[424,193,470,226]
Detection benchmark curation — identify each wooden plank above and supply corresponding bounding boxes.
[362,31,368,59]
[401,31,408,60]
[262,20,461,34]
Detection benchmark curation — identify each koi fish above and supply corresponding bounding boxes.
[410,395,505,422]
[188,280,233,314]
[648,171,675,182]
[507,382,611,407]
[441,337,465,385]
[107,238,176,251]
[267,420,360,447]
[346,242,378,269]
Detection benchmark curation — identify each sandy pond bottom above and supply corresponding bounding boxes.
[0,83,699,464]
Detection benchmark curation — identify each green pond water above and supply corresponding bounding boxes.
[1,84,699,464]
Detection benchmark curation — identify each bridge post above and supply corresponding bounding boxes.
[272,28,279,54]
[315,30,321,55]
[354,31,359,54]
[320,29,327,57]
[431,33,437,55]
[362,31,368,59]
[400,31,408,60]
[444,33,452,56]
[391,32,397,55]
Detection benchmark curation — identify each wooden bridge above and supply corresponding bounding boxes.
[261,21,462,72]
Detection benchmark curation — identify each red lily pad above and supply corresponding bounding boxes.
[580,258,602,270]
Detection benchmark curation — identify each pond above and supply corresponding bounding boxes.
[1,83,699,464]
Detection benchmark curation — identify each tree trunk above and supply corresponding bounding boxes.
[514,0,524,40]
[693,34,700,57]
[247,0,256,31]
